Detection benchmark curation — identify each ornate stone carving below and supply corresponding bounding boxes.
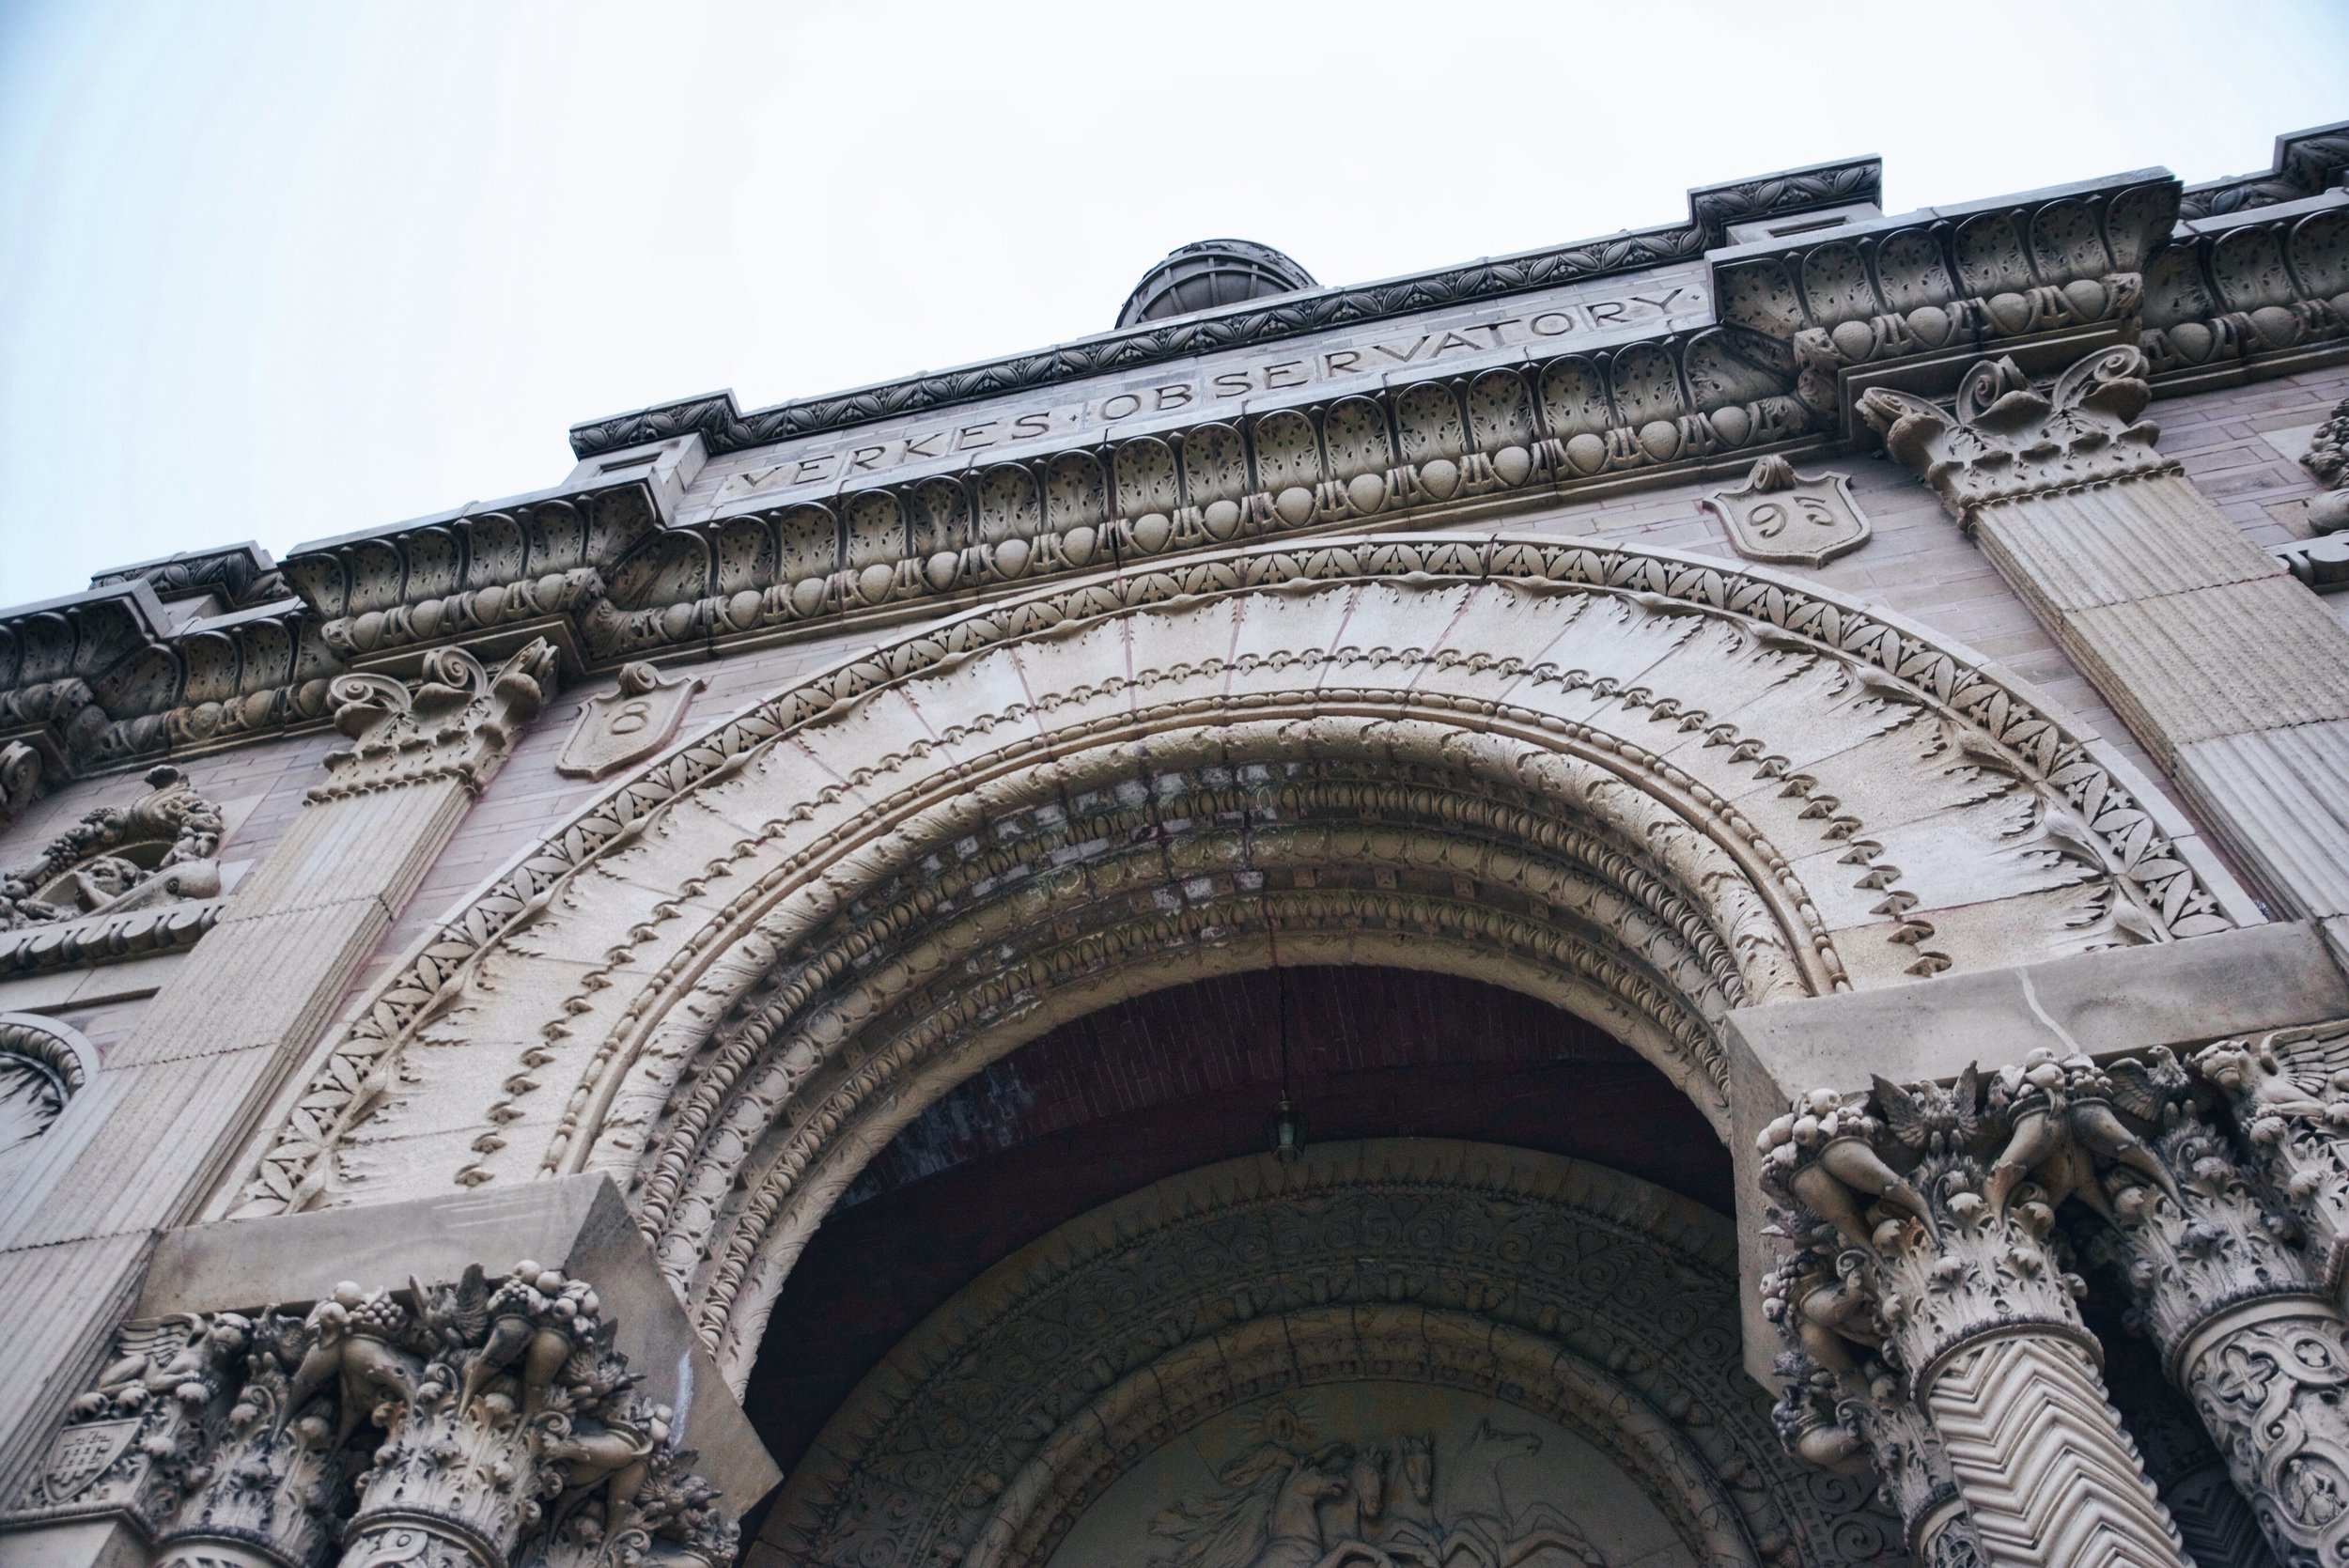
[2193,1021,2349,1302]
[91,543,287,611]
[768,1141,1902,1568]
[222,539,2235,1392]
[11,1313,253,1535]
[1771,1353,1983,1566]
[2139,200,2349,381]
[2308,399,2349,491]
[1702,456,1871,567]
[1713,178,2173,411]
[568,159,1882,461]
[0,765,224,930]
[2301,398,2349,535]
[0,740,39,832]
[1758,1066,2195,1568]
[4,1266,739,1568]
[0,1013,92,1155]
[556,664,705,782]
[310,642,558,803]
[578,349,1826,662]
[1999,1048,2349,1568]
[2180,121,2349,220]
[1858,348,2176,527]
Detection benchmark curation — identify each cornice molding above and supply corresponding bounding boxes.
[8,139,2349,783]
[566,156,1884,459]
[2178,118,2349,221]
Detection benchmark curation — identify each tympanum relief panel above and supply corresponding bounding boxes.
[1049,1387,1685,1568]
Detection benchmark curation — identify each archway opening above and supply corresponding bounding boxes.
[743,966,1728,1477]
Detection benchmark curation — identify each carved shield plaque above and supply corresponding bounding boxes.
[557,663,707,781]
[36,1417,139,1503]
[1702,455,1871,568]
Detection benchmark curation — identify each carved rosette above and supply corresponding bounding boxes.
[1858,348,2178,528]
[1,1265,739,1568]
[309,642,559,804]
[1759,1063,2195,1568]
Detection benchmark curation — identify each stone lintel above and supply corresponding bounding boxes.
[137,1173,780,1511]
[1723,920,2349,1385]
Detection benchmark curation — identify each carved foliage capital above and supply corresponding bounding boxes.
[310,641,559,804]
[1758,1065,2098,1392]
[1858,347,2177,523]
[4,1264,739,1568]
[0,765,225,932]
[2194,1019,2349,1296]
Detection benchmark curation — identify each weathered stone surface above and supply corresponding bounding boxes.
[5,127,2349,1568]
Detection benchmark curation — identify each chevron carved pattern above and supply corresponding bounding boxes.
[1927,1334,2194,1568]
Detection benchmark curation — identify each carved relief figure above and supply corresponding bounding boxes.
[0,765,223,929]
[1142,1398,1609,1568]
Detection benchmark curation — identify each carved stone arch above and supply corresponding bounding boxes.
[223,534,2234,1391]
[0,1012,95,1156]
[765,1141,1901,1568]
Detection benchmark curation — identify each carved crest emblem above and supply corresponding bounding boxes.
[1702,455,1871,568]
[35,1417,141,1504]
[557,663,707,781]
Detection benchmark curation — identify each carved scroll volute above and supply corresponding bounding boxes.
[1857,347,2175,528]
[309,641,559,803]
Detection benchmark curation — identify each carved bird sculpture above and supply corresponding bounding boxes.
[281,1290,417,1445]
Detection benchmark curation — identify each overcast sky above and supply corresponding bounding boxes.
[1,1,2344,602]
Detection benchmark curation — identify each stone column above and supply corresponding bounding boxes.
[1759,1069,2194,1568]
[2037,1048,2349,1567]
[0,643,558,1513]
[1859,346,2349,919]
[1771,1352,1983,1567]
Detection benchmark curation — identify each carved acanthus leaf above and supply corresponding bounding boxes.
[309,640,559,802]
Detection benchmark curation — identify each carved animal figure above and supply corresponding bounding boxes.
[1150,1442,1351,1568]
[282,1284,419,1445]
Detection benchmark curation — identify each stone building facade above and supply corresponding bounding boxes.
[4,122,2349,1568]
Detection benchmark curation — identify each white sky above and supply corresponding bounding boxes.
[0,0,2344,603]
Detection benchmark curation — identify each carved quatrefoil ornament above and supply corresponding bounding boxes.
[1702,455,1872,568]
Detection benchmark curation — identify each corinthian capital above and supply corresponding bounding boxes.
[1758,1065,2109,1388]
[2193,1020,2349,1303]
[3,1264,739,1568]
[307,640,559,803]
[1857,346,2178,526]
